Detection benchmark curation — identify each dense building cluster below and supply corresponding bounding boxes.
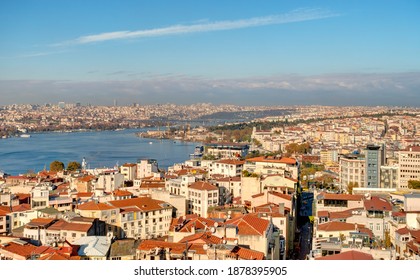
[1,104,420,261]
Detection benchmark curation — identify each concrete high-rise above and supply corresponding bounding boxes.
[398,146,420,189]
[364,144,385,188]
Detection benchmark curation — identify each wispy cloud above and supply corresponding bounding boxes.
[0,50,69,60]
[55,8,339,46]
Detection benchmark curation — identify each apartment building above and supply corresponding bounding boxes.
[364,144,385,188]
[398,146,420,189]
[187,181,219,217]
[209,159,244,177]
[120,163,137,181]
[108,197,173,239]
[244,156,298,179]
[380,165,399,189]
[339,153,365,190]
[204,143,249,159]
[136,159,159,179]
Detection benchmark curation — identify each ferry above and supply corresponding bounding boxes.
[20,134,31,138]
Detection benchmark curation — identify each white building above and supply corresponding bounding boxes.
[108,197,173,240]
[94,171,124,194]
[120,163,137,181]
[187,181,219,217]
[136,159,159,179]
[209,159,244,177]
[339,153,365,190]
[398,146,420,189]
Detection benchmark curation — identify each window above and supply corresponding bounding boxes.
[72,233,77,237]
[369,223,373,230]
[376,224,381,231]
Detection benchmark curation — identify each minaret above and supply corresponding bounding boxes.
[82,157,87,171]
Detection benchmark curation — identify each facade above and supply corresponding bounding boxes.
[209,159,245,177]
[0,206,10,235]
[136,159,159,179]
[364,144,385,188]
[187,181,219,217]
[398,146,420,189]
[204,143,249,159]
[94,171,124,193]
[108,197,173,239]
[120,163,137,181]
[380,165,399,189]
[244,156,298,179]
[339,153,365,190]
[320,149,339,164]
[30,184,50,210]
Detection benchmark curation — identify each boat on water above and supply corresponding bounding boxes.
[149,141,153,144]
[20,134,31,138]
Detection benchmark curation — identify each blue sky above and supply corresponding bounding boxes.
[1,0,419,106]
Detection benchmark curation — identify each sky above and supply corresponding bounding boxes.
[0,0,419,106]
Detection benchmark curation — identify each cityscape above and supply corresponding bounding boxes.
[1,0,420,264]
[0,103,419,260]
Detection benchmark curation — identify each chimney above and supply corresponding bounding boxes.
[278,203,285,216]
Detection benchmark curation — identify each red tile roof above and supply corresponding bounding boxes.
[77,201,117,211]
[316,250,374,260]
[395,227,410,235]
[317,221,362,232]
[178,232,223,245]
[37,252,71,260]
[392,211,406,217]
[230,246,265,260]
[317,192,364,201]
[0,241,37,259]
[112,189,133,196]
[138,240,208,255]
[406,240,419,253]
[251,193,264,198]
[402,146,420,152]
[62,222,92,232]
[246,156,297,165]
[0,206,11,215]
[328,208,363,220]
[176,217,219,233]
[364,197,392,212]
[77,175,96,183]
[189,181,218,191]
[317,211,329,217]
[216,176,242,182]
[77,192,94,198]
[268,191,292,200]
[27,218,55,227]
[225,214,269,236]
[108,197,170,212]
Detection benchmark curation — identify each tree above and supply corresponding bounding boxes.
[50,161,65,172]
[67,161,81,171]
[347,182,359,194]
[408,180,420,189]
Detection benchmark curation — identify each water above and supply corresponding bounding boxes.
[0,129,199,175]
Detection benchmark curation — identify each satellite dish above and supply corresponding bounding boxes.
[228,210,232,215]
[210,227,216,233]
[214,222,219,227]
[234,239,238,245]
[222,239,227,244]
[203,244,209,250]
